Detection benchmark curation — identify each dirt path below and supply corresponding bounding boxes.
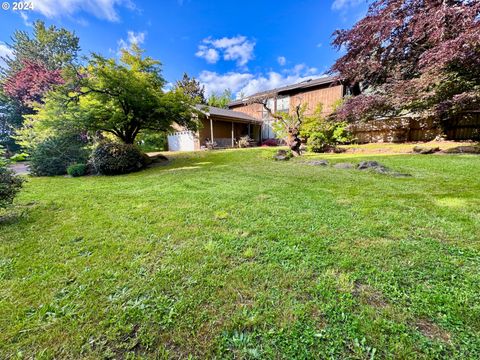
[8,162,30,175]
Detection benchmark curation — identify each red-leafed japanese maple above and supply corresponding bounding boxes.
[3,60,64,106]
[331,0,480,122]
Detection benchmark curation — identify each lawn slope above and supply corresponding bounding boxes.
[1,148,480,359]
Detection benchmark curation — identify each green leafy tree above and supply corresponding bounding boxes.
[175,73,206,104]
[23,45,199,145]
[208,89,232,109]
[0,21,80,150]
[1,20,80,75]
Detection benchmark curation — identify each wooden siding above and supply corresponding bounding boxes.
[230,84,344,120]
[230,103,263,120]
[290,84,344,115]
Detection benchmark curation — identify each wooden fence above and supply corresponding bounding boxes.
[348,112,480,143]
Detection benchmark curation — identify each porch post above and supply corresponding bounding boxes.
[248,123,251,137]
[210,117,214,142]
[231,121,234,147]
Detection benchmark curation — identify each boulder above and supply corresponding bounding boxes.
[273,149,291,161]
[305,160,329,166]
[413,146,440,154]
[334,162,354,169]
[443,146,480,154]
[357,161,383,170]
[357,160,412,177]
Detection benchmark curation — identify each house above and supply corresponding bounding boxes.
[228,76,346,140]
[167,105,262,151]
[167,76,346,151]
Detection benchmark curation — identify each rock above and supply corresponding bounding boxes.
[334,162,354,169]
[357,161,382,170]
[413,146,440,154]
[443,146,480,154]
[372,166,390,174]
[305,160,329,166]
[357,160,412,177]
[273,149,291,161]
[357,161,390,174]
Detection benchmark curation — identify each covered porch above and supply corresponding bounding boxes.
[197,106,262,149]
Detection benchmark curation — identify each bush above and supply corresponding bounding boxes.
[300,104,353,153]
[261,139,278,147]
[90,142,148,175]
[306,122,352,153]
[0,150,24,208]
[67,163,88,177]
[30,135,88,176]
[10,152,29,162]
[238,136,252,148]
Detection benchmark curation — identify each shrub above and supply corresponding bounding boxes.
[67,163,88,177]
[10,152,29,162]
[1,148,24,209]
[30,135,88,176]
[306,122,352,153]
[0,147,23,209]
[238,136,252,148]
[90,142,148,175]
[261,139,278,147]
[301,105,352,153]
[0,167,24,208]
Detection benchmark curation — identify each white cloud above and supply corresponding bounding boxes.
[117,30,146,52]
[199,63,326,99]
[195,46,220,64]
[198,71,254,97]
[195,35,255,67]
[0,43,14,69]
[277,56,286,66]
[127,31,145,45]
[29,0,135,21]
[331,0,364,11]
[19,12,33,27]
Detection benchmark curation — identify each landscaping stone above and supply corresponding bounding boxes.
[443,146,480,154]
[305,160,329,166]
[273,149,291,161]
[357,160,384,170]
[334,162,354,169]
[413,145,440,154]
[357,160,412,177]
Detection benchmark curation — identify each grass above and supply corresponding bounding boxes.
[1,146,480,359]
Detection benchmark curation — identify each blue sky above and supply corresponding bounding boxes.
[0,0,368,97]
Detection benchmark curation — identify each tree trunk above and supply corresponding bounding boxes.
[286,128,301,156]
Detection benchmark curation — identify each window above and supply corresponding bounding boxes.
[276,96,290,113]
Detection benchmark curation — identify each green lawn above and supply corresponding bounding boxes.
[1,148,480,359]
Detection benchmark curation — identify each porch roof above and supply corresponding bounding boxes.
[195,105,262,125]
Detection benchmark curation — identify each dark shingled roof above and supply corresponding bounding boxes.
[195,104,262,124]
[228,75,339,107]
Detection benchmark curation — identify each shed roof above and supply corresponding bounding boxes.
[195,104,262,124]
[228,75,339,107]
